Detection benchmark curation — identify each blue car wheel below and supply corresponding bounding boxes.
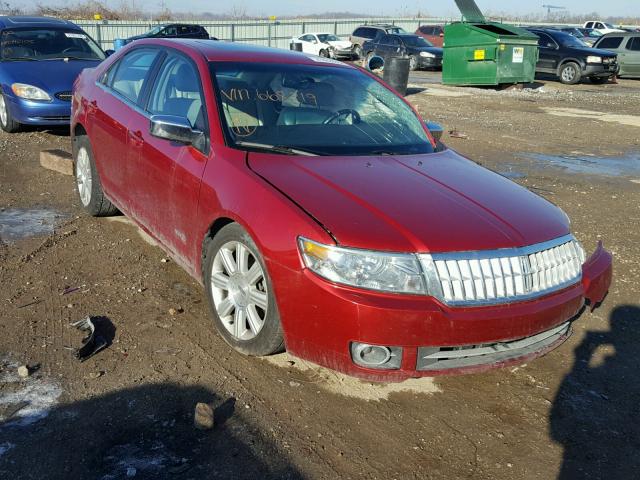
[0,94,20,133]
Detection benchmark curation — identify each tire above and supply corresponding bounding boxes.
[409,55,419,71]
[590,76,609,84]
[319,49,330,58]
[559,62,582,85]
[363,52,373,68]
[203,223,284,356]
[0,93,21,133]
[73,135,119,217]
[353,45,363,60]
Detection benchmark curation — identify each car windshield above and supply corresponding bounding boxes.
[603,23,616,29]
[402,36,433,47]
[388,27,407,34]
[563,28,584,38]
[211,62,433,156]
[317,34,340,43]
[555,31,587,48]
[148,25,163,35]
[0,28,105,61]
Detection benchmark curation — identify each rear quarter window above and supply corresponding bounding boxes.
[627,37,640,51]
[598,36,624,49]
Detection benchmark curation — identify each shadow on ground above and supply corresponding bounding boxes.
[0,383,303,480]
[551,305,640,479]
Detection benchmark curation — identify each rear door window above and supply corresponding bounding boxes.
[598,36,624,49]
[420,26,432,35]
[108,49,159,104]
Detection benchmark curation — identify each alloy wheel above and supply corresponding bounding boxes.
[210,241,268,341]
[0,96,7,127]
[76,146,92,207]
[562,65,576,83]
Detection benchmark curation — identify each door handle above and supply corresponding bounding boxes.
[128,129,144,145]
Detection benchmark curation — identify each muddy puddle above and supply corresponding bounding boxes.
[524,152,640,177]
[0,208,63,242]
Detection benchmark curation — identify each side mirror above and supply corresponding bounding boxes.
[104,49,115,57]
[150,115,202,145]
[425,121,444,142]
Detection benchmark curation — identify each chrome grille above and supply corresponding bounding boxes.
[419,235,584,306]
[55,91,72,102]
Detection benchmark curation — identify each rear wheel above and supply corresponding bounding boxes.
[0,94,20,133]
[74,136,119,217]
[204,223,284,356]
[559,62,581,85]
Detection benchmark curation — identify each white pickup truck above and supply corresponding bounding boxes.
[583,21,625,35]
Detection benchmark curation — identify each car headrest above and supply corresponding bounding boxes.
[173,63,199,92]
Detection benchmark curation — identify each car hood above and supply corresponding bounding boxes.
[0,59,100,94]
[327,40,352,49]
[566,46,616,57]
[248,149,569,253]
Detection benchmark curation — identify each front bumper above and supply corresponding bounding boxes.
[5,94,71,125]
[272,242,612,382]
[583,62,619,77]
[331,47,356,58]
[418,56,443,69]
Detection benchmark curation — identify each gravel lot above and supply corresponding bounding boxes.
[1,73,639,480]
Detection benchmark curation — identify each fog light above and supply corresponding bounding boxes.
[350,343,402,370]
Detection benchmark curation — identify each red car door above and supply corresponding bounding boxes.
[125,51,210,267]
[90,48,160,207]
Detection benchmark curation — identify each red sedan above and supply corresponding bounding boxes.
[71,39,612,381]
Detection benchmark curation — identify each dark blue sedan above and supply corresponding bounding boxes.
[0,16,106,132]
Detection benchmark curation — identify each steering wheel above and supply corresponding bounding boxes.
[323,109,361,125]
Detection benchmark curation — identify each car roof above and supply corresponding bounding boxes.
[304,32,333,36]
[131,38,356,66]
[600,31,637,37]
[0,15,79,29]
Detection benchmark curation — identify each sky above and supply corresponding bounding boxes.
[134,0,639,17]
[15,0,640,17]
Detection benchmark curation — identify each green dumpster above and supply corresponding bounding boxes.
[442,0,539,86]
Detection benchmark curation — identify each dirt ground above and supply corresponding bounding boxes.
[1,72,639,480]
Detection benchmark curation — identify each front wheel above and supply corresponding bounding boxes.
[204,223,284,356]
[559,62,582,85]
[319,49,330,58]
[409,55,419,71]
[0,94,20,133]
[353,45,363,59]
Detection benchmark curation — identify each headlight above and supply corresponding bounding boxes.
[298,237,426,294]
[586,56,602,64]
[419,51,435,58]
[11,83,51,101]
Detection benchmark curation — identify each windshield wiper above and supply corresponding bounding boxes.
[2,57,38,61]
[235,141,320,156]
[43,56,96,61]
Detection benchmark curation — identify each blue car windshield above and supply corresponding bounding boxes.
[0,28,105,61]
[210,62,434,156]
